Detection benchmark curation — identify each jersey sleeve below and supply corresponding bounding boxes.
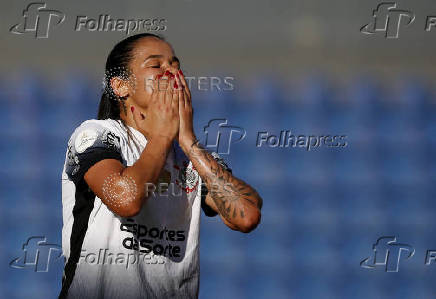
[65,121,123,184]
[200,152,232,217]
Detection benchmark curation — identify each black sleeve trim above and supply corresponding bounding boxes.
[201,184,218,217]
[70,148,123,184]
[200,168,232,217]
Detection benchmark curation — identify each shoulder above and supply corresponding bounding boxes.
[69,118,119,139]
[65,119,124,183]
[70,118,122,134]
[68,119,123,151]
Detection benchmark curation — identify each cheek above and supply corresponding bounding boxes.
[131,72,158,108]
[142,73,156,95]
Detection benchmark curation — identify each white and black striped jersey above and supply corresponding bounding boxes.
[59,118,230,299]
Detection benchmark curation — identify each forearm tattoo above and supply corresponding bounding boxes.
[188,143,262,221]
[102,173,138,209]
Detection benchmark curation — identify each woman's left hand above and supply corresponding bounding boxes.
[175,70,196,151]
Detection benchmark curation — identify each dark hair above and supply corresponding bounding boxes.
[98,33,165,150]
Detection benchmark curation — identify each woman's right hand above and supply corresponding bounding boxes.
[131,72,180,143]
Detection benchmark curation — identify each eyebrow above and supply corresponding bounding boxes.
[144,55,180,64]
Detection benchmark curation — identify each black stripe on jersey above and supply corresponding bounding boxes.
[59,179,96,299]
[59,149,123,298]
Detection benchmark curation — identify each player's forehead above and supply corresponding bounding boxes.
[130,37,175,64]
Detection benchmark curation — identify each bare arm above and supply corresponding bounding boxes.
[185,142,262,232]
[84,137,172,217]
[175,71,262,233]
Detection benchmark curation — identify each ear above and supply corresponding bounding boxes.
[110,77,130,98]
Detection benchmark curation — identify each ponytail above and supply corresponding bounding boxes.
[97,90,120,120]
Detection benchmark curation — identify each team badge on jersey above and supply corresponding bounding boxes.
[174,161,199,193]
[75,129,98,153]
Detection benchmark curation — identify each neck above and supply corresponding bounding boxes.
[120,109,137,132]
[119,109,179,144]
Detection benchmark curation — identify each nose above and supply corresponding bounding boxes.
[156,64,179,81]
[165,65,179,77]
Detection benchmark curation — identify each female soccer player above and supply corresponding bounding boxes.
[60,33,263,299]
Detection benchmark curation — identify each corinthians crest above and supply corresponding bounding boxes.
[174,160,199,193]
